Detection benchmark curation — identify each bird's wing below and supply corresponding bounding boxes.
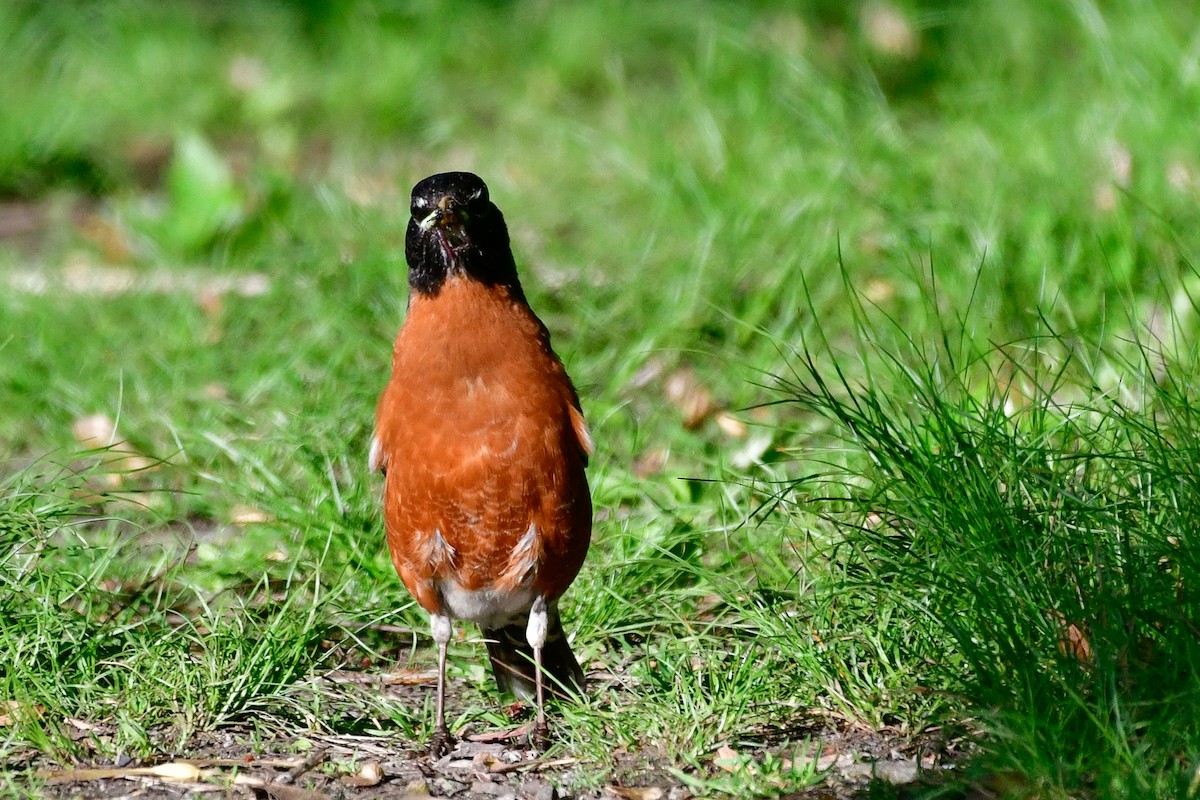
[567,394,593,461]
[379,372,590,605]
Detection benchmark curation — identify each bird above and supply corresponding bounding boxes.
[370,171,593,756]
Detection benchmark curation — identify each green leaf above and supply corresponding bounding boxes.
[160,131,244,254]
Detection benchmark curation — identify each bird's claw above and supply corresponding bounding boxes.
[530,720,550,752]
[428,727,454,758]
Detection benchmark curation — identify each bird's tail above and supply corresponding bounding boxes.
[483,613,585,701]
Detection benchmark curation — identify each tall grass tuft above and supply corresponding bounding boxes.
[774,274,1200,797]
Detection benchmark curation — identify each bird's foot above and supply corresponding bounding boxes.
[530,720,550,752]
[428,727,454,758]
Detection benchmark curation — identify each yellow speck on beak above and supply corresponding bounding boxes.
[419,196,468,232]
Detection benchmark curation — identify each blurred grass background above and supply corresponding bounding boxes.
[2,1,1200,797]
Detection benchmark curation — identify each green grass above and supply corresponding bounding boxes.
[2,0,1200,797]
[767,272,1200,796]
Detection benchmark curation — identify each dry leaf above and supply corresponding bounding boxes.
[472,750,503,772]
[663,368,716,428]
[466,723,530,743]
[606,786,665,800]
[1060,622,1093,663]
[203,383,230,400]
[862,2,917,58]
[1094,141,1133,214]
[72,413,154,487]
[38,761,206,784]
[197,288,223,319]
[197,288,226,344]
[730,432,773,469]
[631,447,668,478]
[144,762,204,782]
[64,717,104,733]
[402,779,431,796]
[1050,610,1093,664]
[0,701,44,727]
[76,213,133,263]
[229,55,266,92]
[72,413,119,449]
[755,11,808,58]
[341,761,383,787]
[382,669,438,686]
[625,357,666,391]
[1167,161,1196,192]
[229,505,274,525]
[713,411,747,438]
[39,769,113,785]
[1093,183,1119,213]
[713,744,740,772]
[487,756,577,775]
[1105,141,1133,187]
[863,278,895,303]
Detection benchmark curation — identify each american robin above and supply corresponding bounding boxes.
[370,172,592,755]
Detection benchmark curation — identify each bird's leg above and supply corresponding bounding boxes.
[429,613,454,757]
[526,596,549,750]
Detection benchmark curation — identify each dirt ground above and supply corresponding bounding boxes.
[20,672,969,800]
[29,731,962,800]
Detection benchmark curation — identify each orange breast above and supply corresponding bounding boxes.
[374,276,592,618]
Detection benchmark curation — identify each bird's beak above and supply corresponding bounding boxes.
[418,196,468,233]
[417,209,440,232]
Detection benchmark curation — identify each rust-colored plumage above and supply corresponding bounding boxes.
[371,172,592,755]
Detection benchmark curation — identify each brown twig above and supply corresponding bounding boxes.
[274,748,328,785]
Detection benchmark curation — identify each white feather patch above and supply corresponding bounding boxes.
[368,433,386,472]
[438,580,536,629]
[526,596,548,649]
[430,613,452,645]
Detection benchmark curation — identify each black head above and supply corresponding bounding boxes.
[404,171,523,297]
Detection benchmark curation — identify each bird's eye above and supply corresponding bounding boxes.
[410,196,430,219]
[467,185,489,209]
